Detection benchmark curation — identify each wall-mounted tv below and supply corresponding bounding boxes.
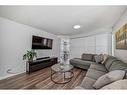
[32,35,53,49]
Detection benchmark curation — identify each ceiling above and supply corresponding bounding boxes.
[0,6,126,36]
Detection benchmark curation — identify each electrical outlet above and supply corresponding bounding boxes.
[7,68,12,73]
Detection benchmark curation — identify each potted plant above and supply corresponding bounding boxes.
[23,49,37,62]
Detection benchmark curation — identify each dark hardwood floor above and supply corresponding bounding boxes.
[0,67,87,89]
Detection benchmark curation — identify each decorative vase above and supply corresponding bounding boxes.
[59,63,64,70]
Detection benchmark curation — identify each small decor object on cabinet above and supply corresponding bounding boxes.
[23,49,37,61]
[116,23,127,49]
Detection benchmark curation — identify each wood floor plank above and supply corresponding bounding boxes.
[61,68,82,89]
[44,68,82,89]
[0,67,87,89]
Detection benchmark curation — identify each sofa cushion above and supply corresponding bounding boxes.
[101,54,109,64]
[93,70,125,89]
[101,79,127,89]
[104,56,118,71]
[70,58,95,69]
[80,77,96,89]
[109,60,127,72]
[86,68,106,80]
[70,58,95,66]
[124,73,127,79]
[94,54,103,64]
[81,53,96,62]
[90,63,107,72]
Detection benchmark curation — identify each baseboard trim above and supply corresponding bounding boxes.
[0,71,25,80]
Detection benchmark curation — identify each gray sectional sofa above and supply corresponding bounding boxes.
[70,54,127,89]
[70,53,96,70]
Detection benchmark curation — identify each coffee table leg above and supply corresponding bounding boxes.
[64,72,65,81]
[51,68,56,82]
[51,68,53,81]
[51,69,74,84]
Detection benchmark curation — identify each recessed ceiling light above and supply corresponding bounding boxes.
[73,25,81,29]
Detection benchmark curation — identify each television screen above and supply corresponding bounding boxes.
[32,35,53,49]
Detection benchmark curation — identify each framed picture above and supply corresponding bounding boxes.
[116,23,127,49]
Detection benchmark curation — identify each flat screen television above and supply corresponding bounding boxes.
[32,35,53,49]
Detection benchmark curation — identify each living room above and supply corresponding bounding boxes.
[0,4,127,91]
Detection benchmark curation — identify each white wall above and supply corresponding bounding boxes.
[70,32,112,59]
[112,9,127,63]
[0,17,60,79]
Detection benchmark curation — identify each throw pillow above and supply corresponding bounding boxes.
[93,70,125,89]
[81,53,94,61]
[104,56,118,70]
[101,79,127,89]
[101,54,109,64]
[94,54,103,64]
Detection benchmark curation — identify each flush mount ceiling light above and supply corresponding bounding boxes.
[73,25,81,29]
